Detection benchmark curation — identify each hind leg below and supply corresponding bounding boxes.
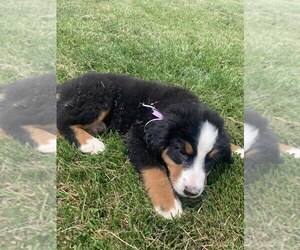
[71,125,105,154]
[58,110,109,154]
[57,74,115,154]
[1,123,56,153]
[21,125,56,153]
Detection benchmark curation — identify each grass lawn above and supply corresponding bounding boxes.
[57,0,244,249]
[245,0,300,249]
[0,0,56,249]
[0,0,55,83]
[0,140,56,249]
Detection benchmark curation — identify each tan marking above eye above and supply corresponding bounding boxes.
[184,142,193,155]
[208,149,219,158]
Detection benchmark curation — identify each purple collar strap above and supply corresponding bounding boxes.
[142,103,164,128]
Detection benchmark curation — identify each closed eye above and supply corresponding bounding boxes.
[178,150,189,161]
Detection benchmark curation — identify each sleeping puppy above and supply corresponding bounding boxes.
[0,73,56,153]
[244,109,283,169]
[57,73,235,219]
[243,109,299,173]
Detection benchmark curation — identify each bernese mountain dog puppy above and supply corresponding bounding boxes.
[57,73,235,219]
[0,73,56,153]
[242,109,299,175]
[244,109,283,169]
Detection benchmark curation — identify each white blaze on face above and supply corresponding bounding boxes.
[173,121,218,197]
[244,123,259,152]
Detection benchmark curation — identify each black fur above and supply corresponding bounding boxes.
[0,73,56,147]
[58,73,233,177]
[244,109,283,170]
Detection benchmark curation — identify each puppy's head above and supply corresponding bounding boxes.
[144,103,233,198]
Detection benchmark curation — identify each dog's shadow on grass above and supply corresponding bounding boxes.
[180,196,205,210]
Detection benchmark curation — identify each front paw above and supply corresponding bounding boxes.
[286,148,300,159]
[80,138,105,154]
[141,168,183,219]
[235,148,244,158]
[37,139,56,153]
[154,198,183,219]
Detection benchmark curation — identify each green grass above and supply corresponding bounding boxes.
[244,0,300,249]
[57,0,244,249]
[0,140,56,249]
[0,0,55,83]
[245,0,300,145]
[0,0,56,249]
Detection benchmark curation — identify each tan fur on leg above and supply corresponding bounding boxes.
[141,167,182,219]
[231,143,244,158]
[279,143,300,159]
[71,126,105,154]
[22,125,56,153]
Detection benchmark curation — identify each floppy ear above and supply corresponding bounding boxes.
[144,119,171,152]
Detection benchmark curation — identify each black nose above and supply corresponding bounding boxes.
[183,187,200,197]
